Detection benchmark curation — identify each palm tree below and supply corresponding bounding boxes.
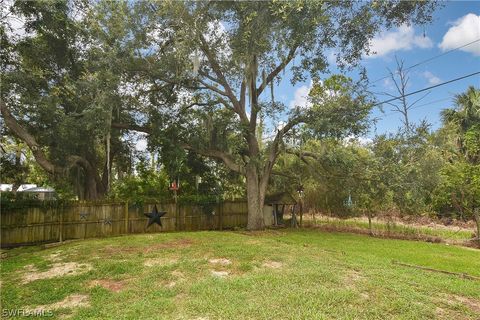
[441,86,480,164]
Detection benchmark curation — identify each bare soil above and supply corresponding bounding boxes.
[88,279,125,292]
[21,262,92,284]
[208,258,232,266]
[262,261,283,269]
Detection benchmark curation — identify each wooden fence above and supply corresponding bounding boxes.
[0,201,248,248]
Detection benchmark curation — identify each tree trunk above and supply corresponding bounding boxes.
[367,211,373,236]
[246,165,265,230]
[299,199,304,227]
[84,171,99,200]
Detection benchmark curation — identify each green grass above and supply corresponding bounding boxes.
[307,215,474,242]
[1,230,479,319]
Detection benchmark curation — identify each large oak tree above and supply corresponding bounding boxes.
[119,1,438,229]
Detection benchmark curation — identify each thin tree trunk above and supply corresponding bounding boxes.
[474,207,480,244]
[367,211,373,236]
[299,199,303,227]
[106,131,111,193]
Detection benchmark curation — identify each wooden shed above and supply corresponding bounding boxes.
[264,192,297,226]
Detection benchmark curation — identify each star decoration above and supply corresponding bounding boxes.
[144,205,167,228]
[80,212,89,220]
[104,217,112,225]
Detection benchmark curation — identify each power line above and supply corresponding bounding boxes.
[372,71,480,107]
[378,97,452,119]
[370,38,480,85]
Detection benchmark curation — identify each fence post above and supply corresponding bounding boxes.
[59,205,64,243]
[175,200,181,231]
[219,202,223,230]
[124,201,129,234]
[474,207,480,244]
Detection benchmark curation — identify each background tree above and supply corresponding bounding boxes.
[0,1,173,199]
[435,87,480,240]
[381,57,430,134]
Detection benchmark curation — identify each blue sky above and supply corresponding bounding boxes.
[274,1,480,138]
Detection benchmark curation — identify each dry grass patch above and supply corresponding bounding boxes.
[433,293,480,319]
[26,294,89,314]
[210,270,229,278]
[47,252,63,262]
[208,258,232,266]
[21,262,92,284]
[103,239,195,255]
[171,270,185,279]
[343,269,364,288]
[261,260,283,269]
[143,257,178,267]
[449,294,480,313]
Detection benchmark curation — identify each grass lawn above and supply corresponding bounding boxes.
[1,229,479,319]
[306,215,475,242]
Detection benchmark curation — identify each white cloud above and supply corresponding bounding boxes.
[383,78,395,90]
[289,81,313,109]
[367,25,433,58]
[344,135,373,146]
[422,71,441,85]
[439,13,480,56]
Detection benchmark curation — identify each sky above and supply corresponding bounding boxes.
[277,1,480,139]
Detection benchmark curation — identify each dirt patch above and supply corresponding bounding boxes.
[434,294,480,317]
[343,269,364,289]
[26,294,90,313]
[450,294,480,313]
[211,270,229,278]
[175,292,187,302]
[47,252,63,262]
[22,263,92,284]
[172,270,185,279]
[434,305,467,320]
[262,261,283,269]
[165,281,176,288]
[103,239,194,255]
[360,292,369,299]
[89,279,125,292]
[208,258,232,266]
[144,258,178,267]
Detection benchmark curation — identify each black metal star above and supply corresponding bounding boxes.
[144,205,167,228]
[104,217,112,225]
[80,212,89,220]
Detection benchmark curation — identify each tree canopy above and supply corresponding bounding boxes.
[5,0,468,231]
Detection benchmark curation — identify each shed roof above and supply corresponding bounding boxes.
[21,187,55,193]
[265,192,297,205]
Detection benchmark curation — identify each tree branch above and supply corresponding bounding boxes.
[260,115,305,191]
[1,99,93,175]
[198,35,248,122]
[257,45,298,96]
[181,143,245,174]
[111,122,151,134]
